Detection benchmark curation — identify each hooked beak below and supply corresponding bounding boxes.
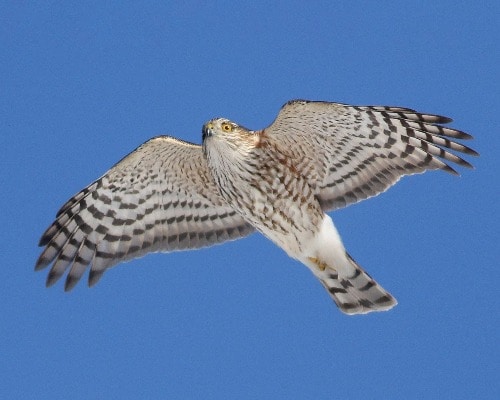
[202,122,214,142]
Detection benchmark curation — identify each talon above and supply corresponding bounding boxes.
[308,256,328,271]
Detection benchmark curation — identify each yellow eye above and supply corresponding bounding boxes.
[221,122,233,132]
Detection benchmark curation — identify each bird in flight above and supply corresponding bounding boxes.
[36,100,477,314]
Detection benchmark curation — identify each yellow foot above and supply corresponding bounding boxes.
[308,257,329,271]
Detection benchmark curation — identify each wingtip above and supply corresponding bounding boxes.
[467,148,480,157]
[38,227,54,246]
[452,130,474,140]
[45,270,60,288]
[442,164,460,176]
[437,116,453,124]
[461,159,475,169]
[34,253,50,271]
[34,262,46,272]
[88,269,105,287]
[64,275,79,292]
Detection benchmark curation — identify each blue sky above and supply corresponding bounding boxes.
[1,1,498,399]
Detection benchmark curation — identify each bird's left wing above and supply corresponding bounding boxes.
[264,100,478,211]
[36,136,254,290]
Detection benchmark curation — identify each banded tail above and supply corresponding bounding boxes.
[317,253,397,315]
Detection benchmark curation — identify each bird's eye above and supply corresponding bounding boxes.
[221,122,233,132]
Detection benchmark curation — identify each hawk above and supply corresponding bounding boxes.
[36,100,477,314]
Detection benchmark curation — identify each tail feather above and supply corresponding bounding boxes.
[318,253,397,315]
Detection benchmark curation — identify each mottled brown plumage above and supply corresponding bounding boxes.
[36,100,477,314]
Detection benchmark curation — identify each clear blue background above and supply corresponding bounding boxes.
[1,2,498,399]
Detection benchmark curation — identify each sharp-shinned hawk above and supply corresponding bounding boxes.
[36,100,477,314]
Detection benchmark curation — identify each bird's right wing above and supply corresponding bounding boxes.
[36,136,254,290]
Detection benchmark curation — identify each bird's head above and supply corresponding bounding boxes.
[202,118,258,155]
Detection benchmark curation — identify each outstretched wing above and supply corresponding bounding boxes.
[36,136,254,290]
[265,100,478,211]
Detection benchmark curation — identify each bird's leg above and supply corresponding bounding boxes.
[308,256,329,271]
